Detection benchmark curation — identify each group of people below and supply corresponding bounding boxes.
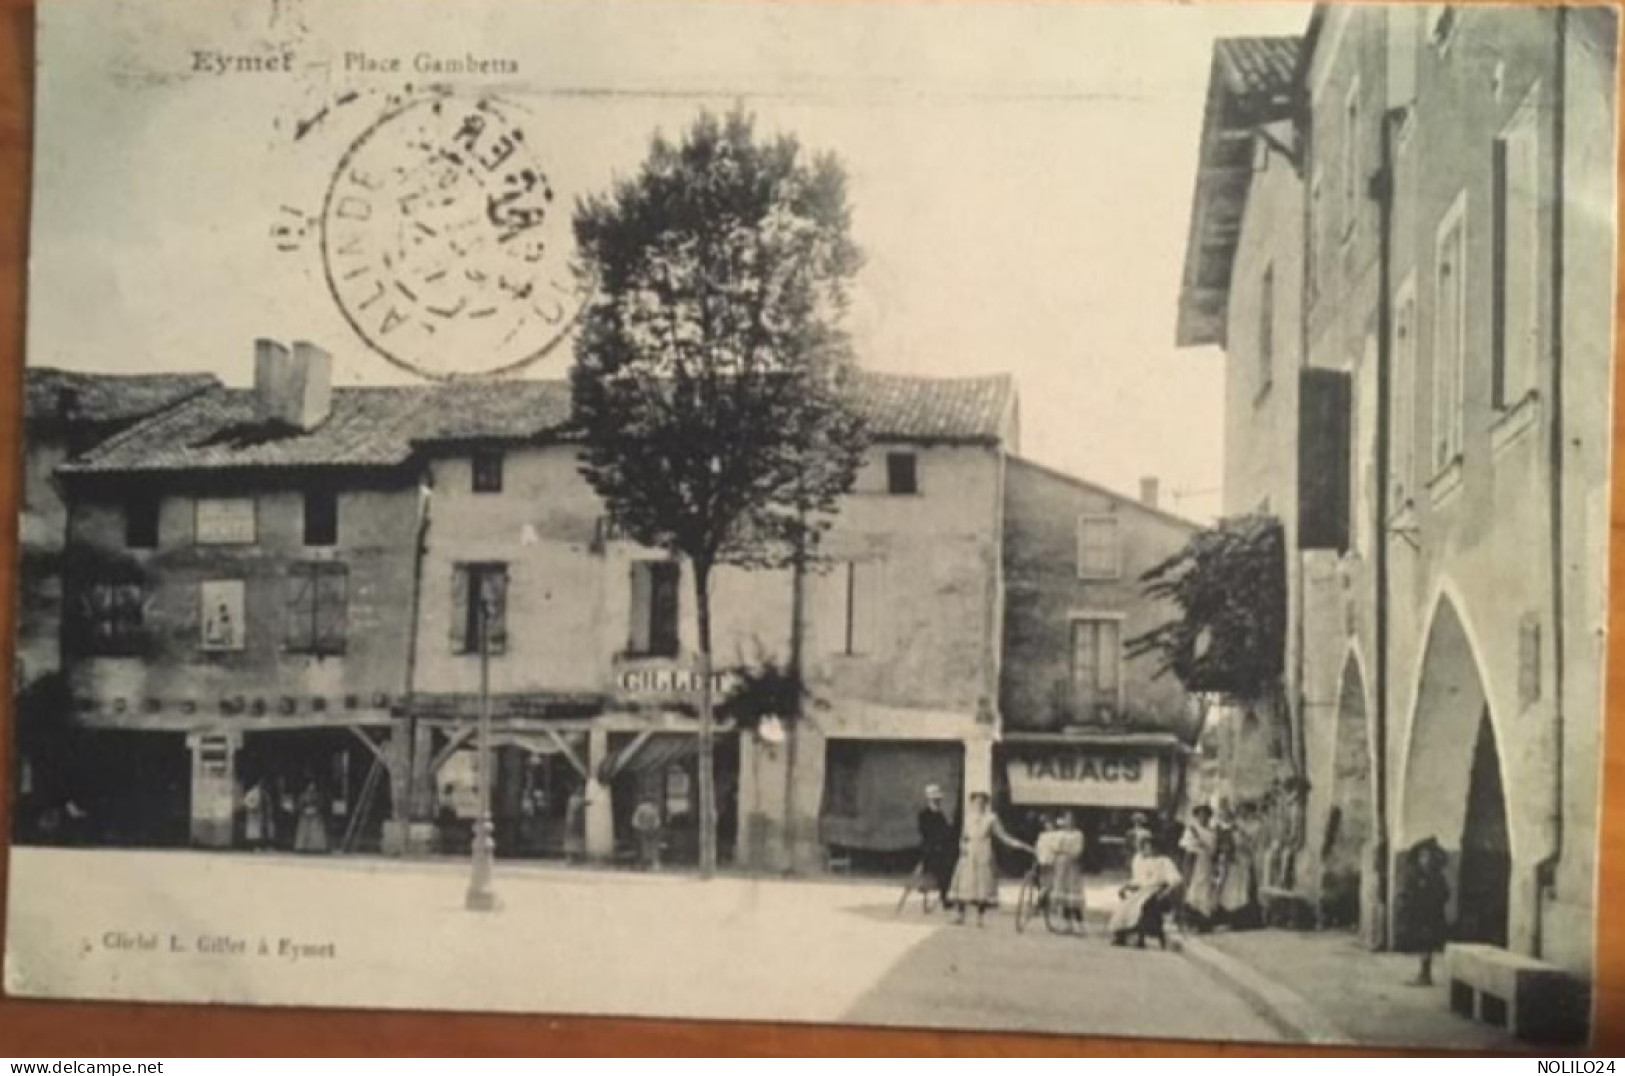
[913,784,1185,946]
[1176,800,1265,933]
[241,776,333,854]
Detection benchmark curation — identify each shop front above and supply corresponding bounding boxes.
[596,730,739,866]
[1000,732,1189,870]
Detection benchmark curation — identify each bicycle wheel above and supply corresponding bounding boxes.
[1042,889,1065,934]
[1014,873,1038,933]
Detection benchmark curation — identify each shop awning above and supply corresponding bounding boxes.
[596,732,699,784]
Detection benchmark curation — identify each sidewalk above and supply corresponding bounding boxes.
[1182,926,1525,1052]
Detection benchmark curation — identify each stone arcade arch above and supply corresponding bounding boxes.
[1399,593,1512,949]
[1320,648,1373,932]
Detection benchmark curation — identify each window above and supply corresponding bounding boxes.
[125,497,159,549]
[1070,617,1122,710]
[842,560,886,656]
[1257,266,1275,396]
[823,740,862,817]
[628,561,680,657]
[886,452,918,495]
[76,578,145,655]
[1432,195,1468,472]
[1391,278,1418,505]
[472,450,504,494]
[1493,90,1540,409]
[286,562,348,656]
[1076,515,1119,579]
[199,579,246,652]
[451,562,508,655]
[1343,79,1362,239]
[195,497,256,544]
[303,489,338,547]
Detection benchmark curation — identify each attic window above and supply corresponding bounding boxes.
[125,497,159,549]
[472,450,504,494]
[886,452,918,496]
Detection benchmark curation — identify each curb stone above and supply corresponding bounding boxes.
[1179,933,1358,1046]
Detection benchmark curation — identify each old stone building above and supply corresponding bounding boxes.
[402,372,1017,873]
[43,339,1021,871]
[14,367,217,839]
[1180,7,1615,991]
[53,343,426,849]
[998,459,1199,865]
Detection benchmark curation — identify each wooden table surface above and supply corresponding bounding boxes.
[0,0,1621,1056]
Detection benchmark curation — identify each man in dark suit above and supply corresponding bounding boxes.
[918,783,958,909]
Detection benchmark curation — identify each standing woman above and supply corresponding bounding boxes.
[293,778,330,855]
[1179,804,1219,931]
[949,791,1034,927]
[1051,811,1088,933]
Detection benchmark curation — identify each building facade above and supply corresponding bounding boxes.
[14,368,217,839]
[1180,7,1616,983]
[43,340,1021,872]
[998,458,1199,865]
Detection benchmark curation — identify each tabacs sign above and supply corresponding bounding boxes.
[1006,750,1160,809]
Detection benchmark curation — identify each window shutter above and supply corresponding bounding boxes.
[1298,368,1352,550]
[483,567,508,654]
[629,563,652,654]
[286,565,315,651]
[450,565,470,653]
[1098,621,1121,694]
[850,560,886,655]
[316,565,348,655]
[650,562,680,657]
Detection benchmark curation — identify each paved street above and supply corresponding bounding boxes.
[6,848,1277,1042]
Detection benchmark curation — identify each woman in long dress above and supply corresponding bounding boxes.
[1051,811,1087,933]
[1110,834,1183,948]
[1179,805,1219,931]
[1218,801,1263,929]
[293,780,330,854]
[949,792,1033,926]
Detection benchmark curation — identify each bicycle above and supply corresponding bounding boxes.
[1013,858,1057,933]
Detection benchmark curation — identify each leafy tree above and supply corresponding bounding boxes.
[571,108,867,877]
[1125,513,1286,700]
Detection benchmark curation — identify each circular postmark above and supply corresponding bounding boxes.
[318,91,584,381]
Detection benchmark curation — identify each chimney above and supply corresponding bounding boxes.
[1139,476,1161,511]
[254,339,332,430]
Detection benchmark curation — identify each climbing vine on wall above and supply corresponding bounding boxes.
[1125,513,1287,699]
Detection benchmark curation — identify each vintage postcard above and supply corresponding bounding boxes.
[5,0,1616,1049]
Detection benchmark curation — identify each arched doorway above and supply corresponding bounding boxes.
[1320,653,1373,930]
[1458,709,1511,946]
[1400,594,1511,950]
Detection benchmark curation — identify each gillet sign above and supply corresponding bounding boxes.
[1006,750,1160,809]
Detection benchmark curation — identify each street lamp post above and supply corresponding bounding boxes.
[466,586,498,912]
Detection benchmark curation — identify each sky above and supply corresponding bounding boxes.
[29,0,1312,519]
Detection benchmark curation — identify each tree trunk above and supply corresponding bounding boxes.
[782,529,806,874]
[695,560,718,879]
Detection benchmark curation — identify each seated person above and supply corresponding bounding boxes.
[1108,834,1184,949]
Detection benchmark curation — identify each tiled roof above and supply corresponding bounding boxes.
[64,370,1014,475]
[849,372,1014,444]
[409,380,574,443]
[1214,36,1301,101]
[1176,34,1304,349]
[64,385,433,474]
[25,368,219,426]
